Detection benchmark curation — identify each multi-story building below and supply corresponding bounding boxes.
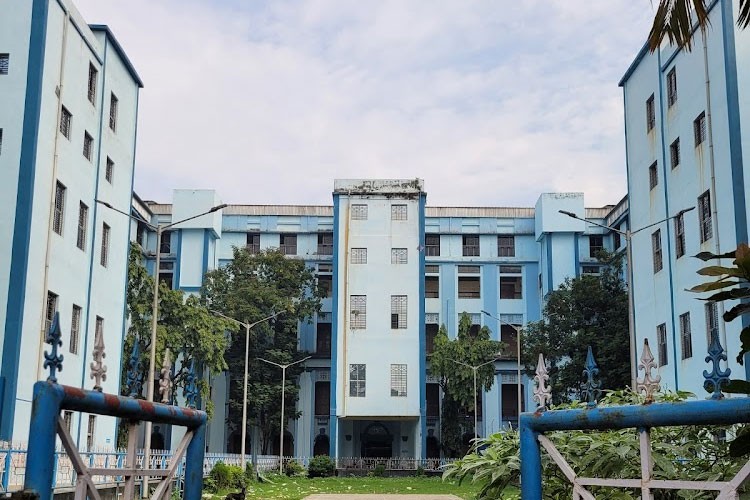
[139,182,622,458]
[0,0,142,446]
[620,0,749,394]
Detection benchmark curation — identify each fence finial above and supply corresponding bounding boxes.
[533,353,552,411]
[581,346,601,407]
[90,324,107,391]
[125,339,143,398]
[184,359,199,409]
[43,312,64,383]
[159,348,173,404]
[704,331,731,399]
[636,339,661,402]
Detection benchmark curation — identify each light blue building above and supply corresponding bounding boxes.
[0,0,142,447]
[138,182,621,458]
[620,0,749,394]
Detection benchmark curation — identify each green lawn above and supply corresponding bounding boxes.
[204,474,497,500]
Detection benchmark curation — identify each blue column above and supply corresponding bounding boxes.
[24,382,62,500]
[519,415,542,500]
[183,422,207,500]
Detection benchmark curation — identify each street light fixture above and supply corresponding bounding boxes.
[210,311,281,469]
[481,310,523,421]
[96,199,227,495]
[448,356,499,443]
[558,206,695,388]
[257,355,312,473]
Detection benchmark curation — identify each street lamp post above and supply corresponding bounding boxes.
[558,206,694,389]
[210,311,281,469]
[481,310,523,421]
[257,355,311,473]
[448,357,498,442]
[96,199,227,496]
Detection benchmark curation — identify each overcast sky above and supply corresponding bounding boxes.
[73,1,654,208]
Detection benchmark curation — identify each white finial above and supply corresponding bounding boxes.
[90,326,107,391]
[159,349,173,404]
[533,353,552,411]
[636,339,661,402]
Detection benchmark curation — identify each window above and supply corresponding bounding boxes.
[498,236,515,257]
[351,204,368,220]
[317,232,333,255]
[0,53,8,75]
[698,190,713,242]
[105,157,114,183]
[349,364,366,397]
[500,276,523,299]
[425,264,439,274]
[69,305,81,354]
[458,276,480,298]
[351,248,367,264]
[652,230,662,273]
[391,204,407,220]
[45,291,58,334]
[499,265,521,274]
[62,411,73,433]
[95,316,104,346]
[280,233,297,255]
[501,324,519,359]
[582,265,600,275]
[246,232,260,254]
[318,274,332,298]
[0,128,3,155]
[77,202,88,250]
[315,382,330,415]
[158,261,174,289]
[680,312,692,359]
[350,295,366,329]
[694,111,706,146]
[614,230,621,250]
[318,263,333,273]
[589,235,604,258]
[667,67,677,106]
[427,383,440,418]
[109,93,118,131]
[390,364,407,397]
[160,231,173,254]
[391,295,407,329]
[706,302,719,344]
[316,323,331,355]
[657,323,668,366]
[87,63,98,104]
[462,235,480,257]
[83,132,94,161]
[649,161,658,190]
[426,323,439,354]
[53,182,66,235]
[60,106,72,139]
[670,138,680,169]
[675,213,685,258]
[391,248,407,264]
[86,415,96,450]
[425,234,440,256]
[646,94,656,132]
[100,223,110,267]
[425,276,439,298]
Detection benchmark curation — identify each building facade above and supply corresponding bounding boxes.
[620,0,749,394]
[139,182,622,458]
[0,0,142,447]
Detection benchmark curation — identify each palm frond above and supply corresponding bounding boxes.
[739,0,750,29]
[648,0,711,52]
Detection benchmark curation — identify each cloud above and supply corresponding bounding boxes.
[73,0,654,208]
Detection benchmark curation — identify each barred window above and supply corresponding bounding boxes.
[77,202,88,250]
[670,138,680,169]
[0,53,8,75]
[657,323,668,366]
[246,233,260,254]
[705,302,719,344]
[60,106,72,139]
[675,213,685,258]
[350,295,366,329]
[87,63,98,104]
[390,364,407,397]
[499,265,522,274]
[694,112,707,146]
[458,276,480,298]
[649,161,658,190]
[349,364,366,397]
[667,67,677,107]
[83,131,94,161]
[425,265,439,274]
[63,411,73,432]
[86,415,96,451]
[458,265,480,274]
[391,295,407,329]
[100,223,110,267]
[498,236,515,257]
[698,191,713,242]
[45,291,58,334]
[105,157,114,183]
[462,235,480,257]
[351,248,367,264]
[280,233,297,255]
[391,204,407,220]
[391,248,407,264]
[425,276,439,298]
[351,204,368,220]
[680,312,692,359]
[589,235,604,257]
[70,305,81,354]
[109,93,118,132]
[317,232,333,255]
[582,265,600,275]
[160,231,173,254]
[425,234,440,256]
[500,276,522,299]
[53,182,66,235]
[646,94,655,132]
[652,230,662,273]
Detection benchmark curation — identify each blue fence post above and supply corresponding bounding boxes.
[2,448,11,491]
[183,421,207,500]
[25,382,63,500]
[520,414,542,500]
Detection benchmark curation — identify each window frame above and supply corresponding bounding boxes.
[500,276,523,299]
[105,157,114,183]
[458,276,481,299]
[675,213,686,258]
[425,275,439,298]
[425,234,440,256]
[462,235,480,257]
[391,204,408,220]
[45,291,58,334]
[53,181,66,235]
[109,93,118,132]
[698,190,713,243]
[350,295,367,329]
[77,201,88,250]
[391,295,407,329]
[100,222,110,267]
[646,94,656,132]
[391,248,408,264]
[351,204,368,220]
[87,63,98,104]
[390,364,407,397]
[280,233,297,255]
[83,131,94,161]
[351,248,367,264]
[317,232,333,255]
[349,364,366,397]
[657,323,668,366]
[498,235,515,257]
[680,312,692,359]
[694,111,706,147]
[589,235,604,258]
[667,67,677,107]
[60,106,72,139]
[648,161,658,190]
[705,302,719,344]
[670,138,680,169]
[246,232,260,254]
[652,229,663,273]
[0,53,8,75]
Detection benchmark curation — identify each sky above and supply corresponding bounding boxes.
[73,1,655,208]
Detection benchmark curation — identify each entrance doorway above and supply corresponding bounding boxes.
[360,422,393,458]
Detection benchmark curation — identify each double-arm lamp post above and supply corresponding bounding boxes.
[210,311,281,469]
[96,199,227,494]
[448,356,499,442]
[481,310,523,421]
[257,355,312,473]
[558,206,694,388]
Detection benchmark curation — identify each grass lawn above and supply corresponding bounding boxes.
[203,474,500,500]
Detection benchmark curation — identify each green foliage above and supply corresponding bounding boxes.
[307,455,336,478]
[208,462,247,492]
[429,314,503,457]
[284,460,306,477]
[202,247,322,454]
[521,251,629,404]
[373,464,386,477]
[443,390,744,499]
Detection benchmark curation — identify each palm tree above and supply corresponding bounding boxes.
[648,0,749,51]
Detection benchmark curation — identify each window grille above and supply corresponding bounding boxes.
[425,264,439,274]
[63,411,73,432]
[77,202,88,250]
[390,364,407,397]
[652,230,662,273]
[458,265,480,274]
[391,295,407,329]
[680,312,692,359]
[316,323,331,355]
[350,295,366,329]
[351,204,368,220]
[458,277,480,298]
[500,276,522,299]
[694,111,706,146]
[83,132,94,161]
[280,233,297,255]
[657,323,668,366]
[391,204,407,220]
[462,235,480,257]
[86,416,96,451]
[649,162,658,190]
[160,231,173,254]
[105,157,114,183]
[45,291,58,334]
[318,263,333,273]
[109,93,118,131]
[425,276,439,298]
[675,213,685,258]
[646,94,655,131]
[317,232,333,255]
[246,233,260,254]
[667,68,677,106]
[318,312,332,323]
[349,364,366,397]
[698,191,713,242]
[69,305,81,354]
[53,182,66,235]
[498,235,515,257]
[589,235,604,257]
[101,223,110,267]
[425,313,439,324]
[706,302,719,344]
[670,138,680,169]
[582,265,600,275]
[425,234,440,256]
[351,248,367,264]
[0,53,8,75]
[391,248,407,264]
[87,63,98,104]
[60,106,72,139]
[317,275,332,298]
[500,265,522,274]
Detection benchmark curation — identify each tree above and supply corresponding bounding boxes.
[124,243,234,415]
[521,251,629,404]
[648,0,749,52]
[429,313,503,457]
[201,248,323,453]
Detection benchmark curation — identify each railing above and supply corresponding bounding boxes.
[335,457,455,471]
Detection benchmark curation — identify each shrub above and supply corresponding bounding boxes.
[307,455,336,478]
[415,466,425,477]
[373,464,386,477]
[202,476,217,493]
[284,459,306,476]
[209,462,246,491]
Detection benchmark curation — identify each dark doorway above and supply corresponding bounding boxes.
[313,434,330,456]
[360,422,393,458]
[426,434,440,458]
[271,431,294,456]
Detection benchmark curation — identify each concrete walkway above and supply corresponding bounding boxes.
[303,496,462,499]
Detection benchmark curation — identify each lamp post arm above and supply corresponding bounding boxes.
[630,206,695,237]
[257,358,284,369]
[558,210,627,236]
[162,204,228,231]
[95,199,156,230]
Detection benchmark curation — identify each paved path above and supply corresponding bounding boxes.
[303,496,462,499]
